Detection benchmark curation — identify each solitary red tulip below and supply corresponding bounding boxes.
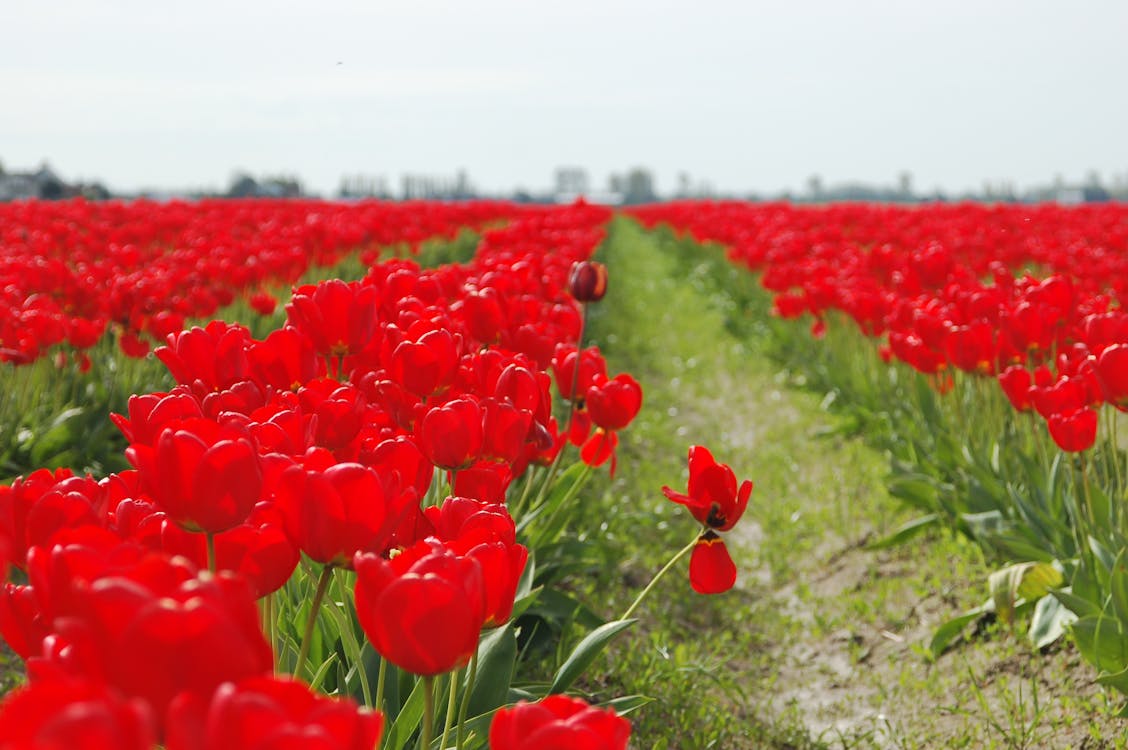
[662,446,752,532]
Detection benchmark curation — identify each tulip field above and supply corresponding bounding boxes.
[2,198,1128,748]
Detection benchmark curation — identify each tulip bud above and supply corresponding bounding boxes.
[569,261,608,302]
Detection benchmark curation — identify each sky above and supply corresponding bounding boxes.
[3,0,1127,197]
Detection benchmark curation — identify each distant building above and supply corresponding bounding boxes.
[0,162,68,201]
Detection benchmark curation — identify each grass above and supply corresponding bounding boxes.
[569,218,1128,748]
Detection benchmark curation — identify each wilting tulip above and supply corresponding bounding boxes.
[689,530,738,594]
[662,446,752,533]
[661,445,752,594]
[489,694,630,750]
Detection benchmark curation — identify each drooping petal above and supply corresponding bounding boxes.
[689,532,736,594]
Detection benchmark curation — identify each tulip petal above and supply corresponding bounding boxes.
[689,532,736,594]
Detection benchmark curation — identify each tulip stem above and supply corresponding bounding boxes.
[295,564,334,680]
[375,654,388,712]
[205,532,217,574]
[439,670,459,749]
[421,675,435,750]
[621,534,700,621]
[530,463,592,547]
[455,646,479,750]
[262,593,276,673]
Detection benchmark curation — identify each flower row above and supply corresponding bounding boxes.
[0,198,519,365]
[630,201,1128,450]
[0,202,651,748]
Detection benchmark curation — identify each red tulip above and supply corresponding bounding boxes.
[418,397,484,470]
[568,260,609,302]
[41,563,274,724]
[489,694,631,750]
[127,420,263,535]
[1047,407,1098,452]
[275,461,415,567]
[585,374,642,431]
[285,279,379,360]
[354,539,486,676]
[552,345,607,401]
[662,446,752,532]
[1095,344,1128,409]
[998,365,1033,412]
[165,676,384,750]
[155,321,252,394]
[0,679,156,750]
[689,531,737,594]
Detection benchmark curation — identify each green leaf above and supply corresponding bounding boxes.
[29,406,84,467]
[885,475,940,514]
[988,562,1061,626]
[601,694,653,715]
[549,618,636,694]
[1097,666,1128,697]
[1015,562,1063,601]
[467,624,517,717]
[1051,588,1102,619]
[865,514,939,550]
[1109,548,1128,626]
[1029,592,1076,649]
[383,676,426,750]
[961,510,1007,542]
[1070,615,1128,675]
[929,607,988,659]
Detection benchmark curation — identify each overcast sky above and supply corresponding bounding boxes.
[4,0,1127,197]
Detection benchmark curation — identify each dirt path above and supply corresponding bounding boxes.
[597,221,1126,749]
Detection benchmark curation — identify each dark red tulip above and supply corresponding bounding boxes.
[568,260,608,302]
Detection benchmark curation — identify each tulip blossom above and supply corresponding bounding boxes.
[568,260,609,302]
[165,676,384,750]
[662,446,752,594]
[354,539,487,676]
[417,397,484,470]
[274,461,415,567]
[585,374,643,432]
[489,694,630,750]
[127,420,263,535]
[0,679,156,750]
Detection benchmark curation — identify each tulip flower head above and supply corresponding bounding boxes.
[662,445,752,594]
